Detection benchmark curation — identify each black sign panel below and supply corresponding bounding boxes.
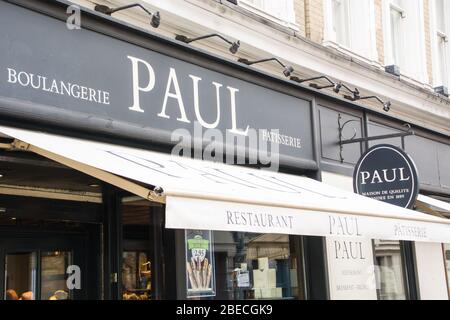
[0,1,315,169]
[353,144,419,208]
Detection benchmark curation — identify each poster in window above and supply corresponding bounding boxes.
[185,230,216,298]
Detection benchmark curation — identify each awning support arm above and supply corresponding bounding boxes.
[10,139,166,204]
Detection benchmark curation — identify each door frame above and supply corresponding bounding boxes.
[0,228,89,300]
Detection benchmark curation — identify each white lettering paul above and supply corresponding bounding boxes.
[227,86,249,136]
[159,68,190,123]
[189,75,221,129]
[126,55,250,136]
[127,55,155,113]
[360,167,410,185]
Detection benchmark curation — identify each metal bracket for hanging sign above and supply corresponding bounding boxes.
[338,114,415,162]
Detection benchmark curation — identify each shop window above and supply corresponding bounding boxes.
[121,197,166,300]
[4,252,37,300]
[444,244,450,294]
[238,0,297,29]
[121,199,152,300]
[324,0,377,61]
[430,0,450,88]
[40,251,72,300]
[4,251,73,300]
[383,0,428,82]
[122,251,151,300]
[186,231,302,300]
[373,240,407,300]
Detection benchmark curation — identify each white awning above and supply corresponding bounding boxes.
[1,125,450,243]
[417,194,450,216]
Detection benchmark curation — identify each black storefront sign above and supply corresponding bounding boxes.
[353,144,419,208]
[0,0,315,170]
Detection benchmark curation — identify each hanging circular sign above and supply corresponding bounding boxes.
[353,144,419,209]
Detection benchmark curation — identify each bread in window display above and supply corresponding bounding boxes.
[139,292,149,300]
[123,293,140,300]
[49,290,68,300]
[186,257,212,290]
[122,292,150,300]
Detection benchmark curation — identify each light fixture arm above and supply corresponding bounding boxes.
[293,75,335,85]
[98,3,153,16]
[176,33,240,54]
[94,3,160,27]
[243,57,287,68]
[237,57,293,77]
[339,83,359,95]
[184,33,234,45]
[290,75,349,92]
[344,94,391,112]
[343,88,361,101]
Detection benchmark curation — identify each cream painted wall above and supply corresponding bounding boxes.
[414,242,449,300]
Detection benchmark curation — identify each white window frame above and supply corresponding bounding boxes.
[382,0,428,84]
[323,0,379,65]
[385,1,407,67]
[330,0,351,47]
[238,0,299,30]
[429,0,450,88]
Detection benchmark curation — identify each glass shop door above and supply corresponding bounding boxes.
[1,237,87,300]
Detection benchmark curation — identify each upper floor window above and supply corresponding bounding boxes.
[430,0,450,88]
[383,0,428,83]
[331,0,350,47]
[324,0,378,61]
[388,0,406,66]
[238,0,297,28]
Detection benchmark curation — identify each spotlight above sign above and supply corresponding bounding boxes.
[175,33,240,54]
[238,57,294,77]
[94,3,160,28]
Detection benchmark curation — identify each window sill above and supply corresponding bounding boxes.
[322,40,440,97]
[396,71,432,91]
[322,40,382,69]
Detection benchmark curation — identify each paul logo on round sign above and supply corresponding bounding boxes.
[353,144,419,209]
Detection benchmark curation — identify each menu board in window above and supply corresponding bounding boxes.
[185,230,216,298]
